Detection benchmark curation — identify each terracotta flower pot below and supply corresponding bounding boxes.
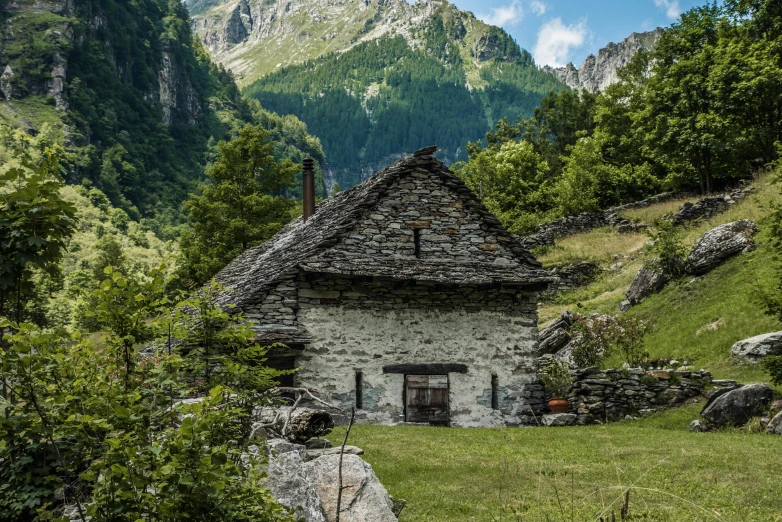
[548,398,569,414]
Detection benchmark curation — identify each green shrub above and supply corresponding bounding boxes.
[538,359,574,398]
[762,355,782,387]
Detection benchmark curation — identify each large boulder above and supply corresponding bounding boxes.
[306,454,398,522]
[264,439,397,522]
[626,259,668,305]
[767,411,782,435]
[264,440,328,522]
[685,220,757,275]
[731,331,782,361]
[700,383,773,427]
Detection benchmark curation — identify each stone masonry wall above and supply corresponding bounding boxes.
[562,367,712,425]
[330,169,521,266]
[294,275,543,427]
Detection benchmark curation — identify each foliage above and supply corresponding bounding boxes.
[762,355,782,387]
[760,175,782,321]
[569,315,615,368]
[646,220,687,276]
[0,141,77,321]
[454,139,551,234]
[0,266,292,522]
[178,125,300,286]
[538,359,573,398]
[568,315,651,368]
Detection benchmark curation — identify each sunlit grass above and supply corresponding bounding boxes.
[535,228,649,267]
[330,404,782,521]
[617,196,699,224]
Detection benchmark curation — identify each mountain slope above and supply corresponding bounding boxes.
[543,29,663,92]
[0,0,324,228]
[189,0,566,189]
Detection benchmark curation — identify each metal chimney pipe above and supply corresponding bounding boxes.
[302,157,315,222]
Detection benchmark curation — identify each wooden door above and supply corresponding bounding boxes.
[405,375,449,426]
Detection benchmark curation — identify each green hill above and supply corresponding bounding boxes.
[538,175,782,383]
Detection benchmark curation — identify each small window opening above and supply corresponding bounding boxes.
[413,229,422,258]
[355,371,363,409]
[491,374,499,410]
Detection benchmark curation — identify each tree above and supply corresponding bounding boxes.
[633,6,736,193]
[178,124,301,285]
[454,139,551,234]
[0,141,77,321]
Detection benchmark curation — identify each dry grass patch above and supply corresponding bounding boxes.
[535,228,649,267]
[617,196,699,224]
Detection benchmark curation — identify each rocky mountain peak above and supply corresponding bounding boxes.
[543,28,663,92]
[186,0,512,86]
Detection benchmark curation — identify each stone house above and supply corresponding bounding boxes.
[214,147,551,427]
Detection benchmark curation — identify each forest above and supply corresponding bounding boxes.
[244,13,564,188]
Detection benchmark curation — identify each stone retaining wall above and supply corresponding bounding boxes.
[562,367,712,425]
[543,262,602,298]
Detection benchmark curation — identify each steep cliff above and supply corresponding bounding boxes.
[543,29,663,92]
[0,0,324,221]
[189,0,566,189]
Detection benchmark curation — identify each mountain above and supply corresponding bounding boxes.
[187,0,567,189]
[0,0,324,230]
[543,29,663,92]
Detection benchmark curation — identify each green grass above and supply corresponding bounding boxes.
[328,404,782,521]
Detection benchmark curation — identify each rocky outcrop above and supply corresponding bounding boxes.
[538,311,575,355]
[158,41,201,126]
[543,29,663,92]
[767,411,782,435]
[626,260,668,305]
[700,383,773,427]
[1,65,14,100]
[731,331,782,361]
[264,438,397,522]
[669,187,753,225]
[684,219,757,275]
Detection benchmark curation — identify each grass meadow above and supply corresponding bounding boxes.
[328,404,782,521]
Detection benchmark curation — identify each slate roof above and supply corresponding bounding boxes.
[213,146,550,310]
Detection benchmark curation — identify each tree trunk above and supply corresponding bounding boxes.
[256,406,335,443]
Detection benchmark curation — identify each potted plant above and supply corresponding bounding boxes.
[539,360,574,414]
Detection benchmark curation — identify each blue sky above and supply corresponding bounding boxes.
[445,0,712,67]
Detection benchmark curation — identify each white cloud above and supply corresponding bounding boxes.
[654,0,680,20]
[479,1,524,28]
[529,0,547,15]
[533,18,588,68]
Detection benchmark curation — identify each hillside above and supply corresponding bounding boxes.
[0,0,325,229]
[188,0,566,189]
[543,28,663,92]
[537,174,782,383]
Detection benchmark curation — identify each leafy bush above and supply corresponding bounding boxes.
[0,268,294,522]
[762,355,782,387]
[646,220,687,276]
[568,314,652,368]
[538,359,574,398]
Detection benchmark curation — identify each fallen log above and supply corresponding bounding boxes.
[256,406,335,443]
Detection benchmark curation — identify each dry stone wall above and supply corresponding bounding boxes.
[562,367,711,424]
